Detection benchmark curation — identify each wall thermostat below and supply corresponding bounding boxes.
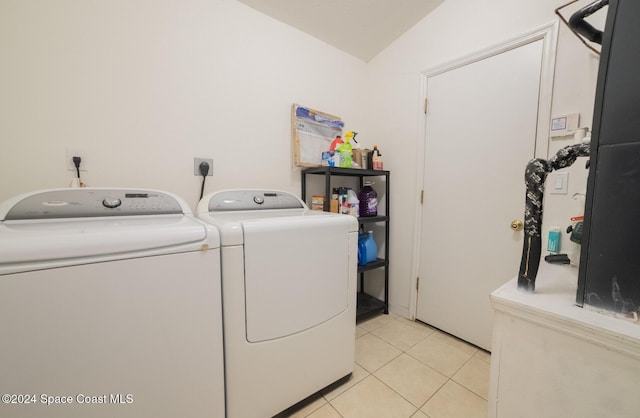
[550,113,580,138]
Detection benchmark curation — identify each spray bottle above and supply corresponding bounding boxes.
[338,135,353,168]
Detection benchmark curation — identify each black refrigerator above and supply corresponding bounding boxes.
[577,0,640,317]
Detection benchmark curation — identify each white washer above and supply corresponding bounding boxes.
[0,188,224,418]
[197,189,358,418]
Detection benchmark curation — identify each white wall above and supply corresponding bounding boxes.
[1,0,607,320]
[363,0,605,317]
[0,0,366,209]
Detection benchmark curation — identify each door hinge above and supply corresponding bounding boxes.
[420,190,424,204]
[416,277,420,291]
[424,98,428,114]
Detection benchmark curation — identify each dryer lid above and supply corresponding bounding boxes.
[196,189,357,246]
[198,189,305,213]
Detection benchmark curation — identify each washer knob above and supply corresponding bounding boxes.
[102,197,122,208]
[253,196,264,205]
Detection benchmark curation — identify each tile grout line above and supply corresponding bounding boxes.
[353,316,489,416]
[395,327,484,413]
[323,361,371,404]
[449,350,491,401]
[360,326,453,416]
[370,334,432,353]
[305,399,345,418]
[327,351,413,414]
[368,373,423,416]
[327,402,344,418]
[358,332,404,372]
[326,373,421,418]
[293,316,488,418]
[399,350,450,413]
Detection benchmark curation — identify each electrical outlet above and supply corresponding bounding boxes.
[66,148,88,171]
[194,158,213,176]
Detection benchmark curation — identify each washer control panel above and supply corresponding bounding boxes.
[208,190,304,211]
[3,189,185,220]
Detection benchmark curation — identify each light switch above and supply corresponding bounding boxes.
[555,175,563,190]
[549,172,568,195]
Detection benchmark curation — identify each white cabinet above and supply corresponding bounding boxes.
[489,265,640,418]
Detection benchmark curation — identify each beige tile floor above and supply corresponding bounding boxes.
[278,312,490,418]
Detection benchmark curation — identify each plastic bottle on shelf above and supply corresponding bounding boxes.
[547,227,561,253]
[357,232,367,266]
[340,190,351,214]
[364,231,378,264]
[358,181,378,217]
[347,189,359,217]
[337,187,345,213]
[371,145,383,170]
[330,188,340,213]
[338,136,353,168]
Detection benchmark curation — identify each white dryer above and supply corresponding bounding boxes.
[0,188,224,418]
[197,190,358,418]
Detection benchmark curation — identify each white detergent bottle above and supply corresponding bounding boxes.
[347,189,359,217]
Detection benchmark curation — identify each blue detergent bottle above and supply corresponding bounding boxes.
[364,231,377,264]
[357,232,368,266]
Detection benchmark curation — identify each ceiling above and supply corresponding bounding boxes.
[236,0,445,62]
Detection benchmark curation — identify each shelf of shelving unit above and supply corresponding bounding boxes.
[357,293,387,322]
[358,258,388,273]
[357,215,389,224]
[301,166,390,322]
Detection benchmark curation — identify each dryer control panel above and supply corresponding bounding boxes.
[1,189,185,220]
[207,190,304,211]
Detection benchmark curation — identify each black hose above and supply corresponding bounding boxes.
[518,143,590,292]
[568,0,609,45]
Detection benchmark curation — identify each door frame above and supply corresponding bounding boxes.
[409,21,559,320]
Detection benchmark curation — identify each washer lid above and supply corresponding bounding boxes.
[0,188,217,265]
[0,215,210,264]
[0,188,191,220]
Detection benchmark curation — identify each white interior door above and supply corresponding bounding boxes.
[416,38,546,351]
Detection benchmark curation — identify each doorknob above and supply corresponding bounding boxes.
[510,219,524,231]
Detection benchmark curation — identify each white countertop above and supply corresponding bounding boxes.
[491,263,640,358]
